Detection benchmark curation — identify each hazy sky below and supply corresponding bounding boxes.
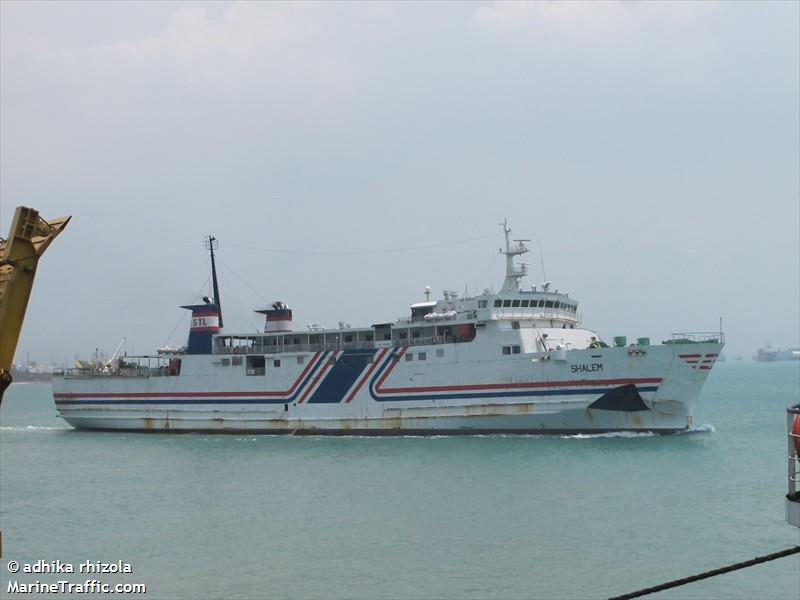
[1,0,798,364]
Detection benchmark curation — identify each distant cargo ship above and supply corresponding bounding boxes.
[53,223,723,434]
[755,346,800,362]
[757,346,779,362]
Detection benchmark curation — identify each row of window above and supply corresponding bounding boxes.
[405,348,446,362]
[234,348,452,375]
[260,333,376,346]
[223,356,286,368]
[491,298,577,312]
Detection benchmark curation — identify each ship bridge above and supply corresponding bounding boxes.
[406,221,581,330]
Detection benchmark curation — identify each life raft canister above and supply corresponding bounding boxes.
[792,413,800,457]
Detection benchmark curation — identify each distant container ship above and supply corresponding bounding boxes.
[53,223,723,434]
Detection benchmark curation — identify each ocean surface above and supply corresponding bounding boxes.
[1,361,798,599]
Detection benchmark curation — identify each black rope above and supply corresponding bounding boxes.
[161,277,209,348]
[225,232,497,256]
[609,546,800,600]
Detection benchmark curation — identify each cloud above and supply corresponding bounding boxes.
[110,2,309,65]
[473,1,717,38]
[471,0,721,81]
[474,0,630,37]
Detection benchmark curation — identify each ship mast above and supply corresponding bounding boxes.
[206,235,223,328]
[500,219,529,293]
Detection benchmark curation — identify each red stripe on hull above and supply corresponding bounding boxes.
[378,377,663,395]
[297,352,339,404]
[346,348,387,403]
[374,346,409,390]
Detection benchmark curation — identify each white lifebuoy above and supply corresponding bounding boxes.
[431,336,439,344]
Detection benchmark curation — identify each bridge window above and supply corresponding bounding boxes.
[478,300,488,308]
[512,300,521,307]
[521,300,530,307]
[418,352,427,361]
[545,301,554,308]
[503,300,512,307]
[494,299,502,307]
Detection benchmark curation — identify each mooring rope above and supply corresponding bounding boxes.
[608,546,800,600]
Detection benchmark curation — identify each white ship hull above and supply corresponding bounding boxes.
[54,341,722,435]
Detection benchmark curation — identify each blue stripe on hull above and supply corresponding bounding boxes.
[307,349,374,403]
[287,351,331,402]
[371,385,659,402]
[54,386,658,406]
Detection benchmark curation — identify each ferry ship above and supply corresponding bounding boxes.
[53,224,723,434]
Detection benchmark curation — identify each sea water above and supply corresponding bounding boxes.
[1,361,798,599]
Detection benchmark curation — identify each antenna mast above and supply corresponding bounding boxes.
[206,236,223,328]
[499,219,529,293]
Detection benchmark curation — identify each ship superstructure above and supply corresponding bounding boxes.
[53,224,723,434]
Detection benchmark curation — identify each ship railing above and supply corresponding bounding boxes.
[215,336,470,355]
[402,336,448,347]
[57,355,174,378]
[787,404,800,527]
[668,332,725,344]
[218,342,382,355]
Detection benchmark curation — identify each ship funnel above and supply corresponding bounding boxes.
[256,301,293,333]
[181,303,221,354]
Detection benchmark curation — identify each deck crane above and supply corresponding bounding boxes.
[0,206,70,404]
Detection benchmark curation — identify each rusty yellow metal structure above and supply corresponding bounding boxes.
[0,206,70,403]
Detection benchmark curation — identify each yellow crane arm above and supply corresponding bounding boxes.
[0,206,70,401]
